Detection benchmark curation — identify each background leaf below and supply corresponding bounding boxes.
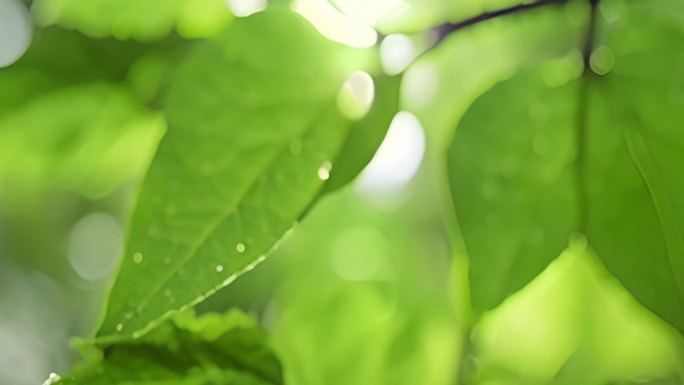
[0,83,164,200]
[448,0,684,331]
[31,0,233,40]
[448,70,581,314]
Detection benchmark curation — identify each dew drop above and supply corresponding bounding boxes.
[236,243,246,253]
[116,323,123,332]
[216,265,224,272]
[133,252,144,264]
[318,161,332,181]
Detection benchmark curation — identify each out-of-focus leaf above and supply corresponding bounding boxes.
[97,9,382,341]
[32,0,233,41]
[55,310,282,385]
[0,83,164,199]
[448,70,580,314]
[0,28,149,116]
[448,0,684,332]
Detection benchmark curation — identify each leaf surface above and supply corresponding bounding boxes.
[98,9,397,340]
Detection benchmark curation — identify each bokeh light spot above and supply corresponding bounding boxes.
[337,71,375,120]
[67,213,123,281]
[355,111,426,193]
[0,0,32,68]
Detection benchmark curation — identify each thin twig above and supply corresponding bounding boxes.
[428,0,568,51]
[581,0,600,73]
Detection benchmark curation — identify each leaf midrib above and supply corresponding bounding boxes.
[109,104,333,336]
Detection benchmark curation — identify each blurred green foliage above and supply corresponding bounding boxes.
[0,0,683,385]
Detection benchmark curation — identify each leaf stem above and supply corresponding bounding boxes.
[455,325,474,385]
[428,0,568,51]
[576,0,599,233]
[581,0,600,73]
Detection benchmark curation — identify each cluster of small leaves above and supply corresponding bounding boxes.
[56,310,282,385]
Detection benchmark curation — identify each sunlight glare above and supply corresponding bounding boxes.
[293,0,377,48]
[0,0,32,68]
[226,0,266,17]
[355,111,426,193]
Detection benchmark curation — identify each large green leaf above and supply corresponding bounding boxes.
[54,310,282,385]
[448,0,684,332]
[448,70,580,314]
[98,9,393,340]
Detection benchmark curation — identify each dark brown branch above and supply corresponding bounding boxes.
[582,0,600,73]
[429,0,568,49]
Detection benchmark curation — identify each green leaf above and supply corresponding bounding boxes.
[0,27,148,116]
[55,310,282,385]
[32,0,233,41]
[448,0,684,332]
[0,82,164,200]
[448,70,581,314]
[97,9,384,340]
